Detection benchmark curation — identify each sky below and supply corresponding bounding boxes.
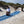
[0,0,24,5]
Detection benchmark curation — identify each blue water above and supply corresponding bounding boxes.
[0,11,20,21]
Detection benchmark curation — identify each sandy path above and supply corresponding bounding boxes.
[9,6,15,13]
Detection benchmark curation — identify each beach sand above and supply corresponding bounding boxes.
[0,6,24,24]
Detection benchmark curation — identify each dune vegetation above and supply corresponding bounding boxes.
[0,1,24,8]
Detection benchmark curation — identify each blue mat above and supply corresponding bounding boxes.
[0,11,20,21]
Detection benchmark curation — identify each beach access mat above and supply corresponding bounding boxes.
[0,11,20,21]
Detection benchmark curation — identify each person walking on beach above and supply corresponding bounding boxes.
[6,6,10,16]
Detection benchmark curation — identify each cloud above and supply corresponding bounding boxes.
[2,0,24,4]
[16,0,24,4]
[2,0,16,3]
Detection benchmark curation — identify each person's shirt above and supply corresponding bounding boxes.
[6,8,10,12]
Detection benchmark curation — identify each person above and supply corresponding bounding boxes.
[6,6,10,16]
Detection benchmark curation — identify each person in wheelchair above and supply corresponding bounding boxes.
[6,6,10,16]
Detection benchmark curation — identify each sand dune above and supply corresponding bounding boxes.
[0,7,6,16]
